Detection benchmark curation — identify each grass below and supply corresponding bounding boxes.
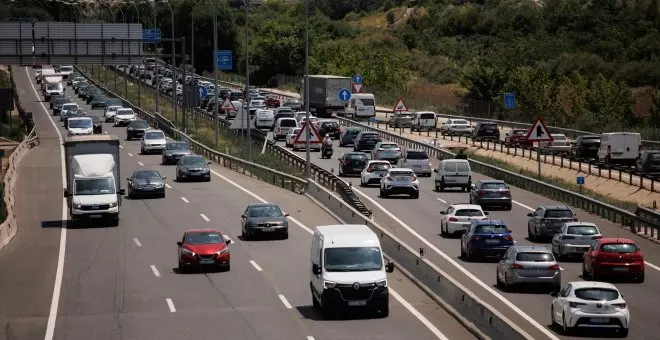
[79,65,304,178]
[463,150,641,213]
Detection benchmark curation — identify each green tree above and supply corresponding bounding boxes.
[460,59,508,101]
[501,66,563,123]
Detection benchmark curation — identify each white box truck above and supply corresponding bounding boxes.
[63,135,124,227]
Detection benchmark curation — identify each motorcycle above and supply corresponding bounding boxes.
[321,144,333,159]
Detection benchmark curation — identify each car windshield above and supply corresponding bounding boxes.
[182,157,206,165]
[601,243,638,253]
[248,205,283,217]
[185,232,223,245]
[453,119,469,125]
[68,119,92,128]
[481,124,497,129]
[130,121,148,128]
[361,133,379,139]
[62,104,77,110]
[74,178,115,195]
[145,131,165,139]
[545,209,573,218]
[574,288,619,301]
[47,83,62,90]
[481,182,507,190]
[133,170,161,179]
[322,122,339,129]
[324,247,383,272]
[60,66,73,72]
[55,99,69,105]
[474,225,508,234]
[167,142,188,150]
[455,209,484,217]
[516,252,554,262]
[347,153,367,160]
[346,129,360,135]
[73,77,85,81]
[280,119,297,127]
[379,144,398,150]
[406,151,428,159]
[566,225,598,235]
[368,163,390,171]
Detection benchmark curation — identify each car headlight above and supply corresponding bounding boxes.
[376,279,388,288]
[108,202,118,208]
[323,280,337,289]
[128,127,133,130]
[216,248,229,255]
[74,204,82,209]
[202,168,210,173]
[182,248,196,256]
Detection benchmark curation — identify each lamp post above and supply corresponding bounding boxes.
[304,0,310,178]
[149,0,160,115]
[242,0,251,161]
[122,0,142,107]
[156,0,177,126]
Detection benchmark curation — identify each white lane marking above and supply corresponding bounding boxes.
[352,187,552,340]
[119,145,124,149]
[138,161,144,166]
[223,235,234,244]
[166,298,176,312]
[180,197,189,203]
[150,265,161,278]
[133,238,142,247]
[278,294,293,309]
[200,213,210,222]
[165,183,172,189]
[249,260,263,272]
[127,152,133,157]
[513,200,535,211]
[306,337,315,340]
[103,131,108,134]
[211,168,450,339]
[435,197,447,204]
[645,261,660,272]
[27,67,67,340]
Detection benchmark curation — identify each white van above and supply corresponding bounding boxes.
[67,117,93,136]
[274,117,298,140]
[254,109,275,129]
[345,93,376,118]
[310,224,394,318]
[434,159,472,192]
[411,111,437,132]
[597,132,642,165]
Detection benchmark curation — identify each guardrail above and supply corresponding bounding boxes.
[75,66,308,195]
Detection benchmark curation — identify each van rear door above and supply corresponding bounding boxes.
[418,113,436,127]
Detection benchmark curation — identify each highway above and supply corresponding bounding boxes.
[276,138,660,340]
[0,66,476,340]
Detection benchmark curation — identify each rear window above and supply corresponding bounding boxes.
[456,162,470,172]
[453,120,468,125]
[515,252,554,262]
[280,119,297,127]
[406,151,428,160]
[368,163,391,171]
[455,209,484,217]
[601,243,638,253]
[474,225,508,234]
[380,143,398,150]
[545,209,573,218]
[480,123,497,129]
[443,162,457,172]
[322,122,340,128]
[347,154,367,160]
[419,113,435,119]
[552,135,567,140]
[390,170,414,177]
[512,130,527,135]
[481,182,507,190]
[574,288,619,301]
[566,226,598,235]
[345,129,360,135]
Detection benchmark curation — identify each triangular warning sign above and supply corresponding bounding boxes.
[392,97,408,112]
[220,97,236,110]
[352,83,363,93]
[525,117,554,142]
[293,122,322,144]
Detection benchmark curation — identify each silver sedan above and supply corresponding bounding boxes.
[551,222,602,260]
[496,245,561,292]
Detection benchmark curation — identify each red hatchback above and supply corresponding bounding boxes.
[582,237,644,282]
[177,229,231,272]
[504,129,533,147]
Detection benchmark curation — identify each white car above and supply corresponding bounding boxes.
[440,204,489,236]
[250,99,266,109]
[551,222,602,260]
[66,117,93,136]
[379,168,419,199]
[140,130,167,154]
[440,118,472,135]
[551,281,629,337]
[114,108,137,126]
[71,76,86,86]
[360,160,391,186]
[285,128,302,147]
[104,105,123,122]
[61,103,79,118]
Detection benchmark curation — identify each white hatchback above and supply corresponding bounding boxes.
[360,160,391,186]
[440,204,488,236]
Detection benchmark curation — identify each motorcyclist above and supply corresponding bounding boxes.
[322,134,333,153]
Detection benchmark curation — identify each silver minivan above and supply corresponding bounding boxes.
[434,159,471,191]
[397,149,432,176]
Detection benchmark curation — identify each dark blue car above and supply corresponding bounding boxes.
[460,220,514,261]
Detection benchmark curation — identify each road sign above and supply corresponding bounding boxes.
[504,92,515,110]
[198,85,208,99]
[142,28,161,43]
[220,97,236,110]
[352,74,363,84]
[293,120,322,144]
[525,117,553,142]
[352,83,363,93]
[368,117,376,123]
[215,50,233,71]
[576,176,585,185]
[392,97,408,112]
[338,88,351,102]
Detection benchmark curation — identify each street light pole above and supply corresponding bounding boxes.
[160,0,177,127]
[212,2,219,147]
[304,0,310,178]
[243,0,251,161]
[150,0,160,115]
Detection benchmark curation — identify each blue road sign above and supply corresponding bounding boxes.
[576,176,585,185]
[352,74,363,84]
[338,88,351,102]
[215,50,232,71]
[368,117,376,123]
[198,85,208,99]
[142,28,161,43]
[504,92,515,110]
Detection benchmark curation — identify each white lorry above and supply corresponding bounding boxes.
[63,135,124,227]
[43,75,65,101]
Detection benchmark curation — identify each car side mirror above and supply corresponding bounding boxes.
[508,229,512,233]
[176,241,182,247]
[63,189,69,197]
[284,213,290,217]
[439,211,446,215]
[119,189,126,195]
[433,169,438,173]
[312,263,321,275]
[225,238,232,245]
[484,212,489,215]
[526,213,533,217]
[126,177,131,181]
[207,161,212,165]
[386,261,394,273]
[241,214,246,219]
[550,291,558,297]
[161,176,167,180]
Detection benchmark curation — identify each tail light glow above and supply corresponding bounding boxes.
[548,264,561,270]
[502,235,513,241]
[448,217,458,222]
[569,302,586,308]
[511,263,524,269]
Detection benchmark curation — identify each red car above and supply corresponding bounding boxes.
[265,95,280,108]
[177,229,231,272]
[582,237,644,282]
[504,129,533,147]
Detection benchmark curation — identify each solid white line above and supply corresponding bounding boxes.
[119,145,124,149]
[435,197,447,204]
[249,260,263,272]
[306,337,315,340]
[132,238,142,247]
[127,152,133,157]
[138,161,144,166]
[27,67,67,340]
[645,261,660,272]
[166,298,176,312]
[164,183,172,189]
[200,213,210,222]
[180,197,189,203]
[150,264,161,278]
[390,289,450,340]
[103,130,108,134]
[277,294,293,309]
[513,200,535,211]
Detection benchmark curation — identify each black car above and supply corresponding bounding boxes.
[339,127,361,146]
[337,152,369,176]
[90,116,103,134]
[319,120,341,139]
[87,93,104,105]
[106,98,123,108]
[83,88,101,101]
[49,94,65,109]
[126,120,150,140]
[176,155,211,182]
[636,151,660,174]
[127,170,166,198]
[162,140,193,165]
[570,135,600,159]
[472,122,500,139]
[354,131,382,152]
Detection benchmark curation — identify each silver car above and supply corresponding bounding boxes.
[496,245,561,291]
[140,130,167,154]
[551,222,602,260]
[371,142,402,164]
[379,168,419,198]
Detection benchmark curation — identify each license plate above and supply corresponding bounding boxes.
[485,239,500,244]
[348,300,367,306]
[445,178,454,182]
[612,267,628,272]
[590,318,609,323]
[262,228,274,232]
[199,259,214,265]
[89,214,103,218]
[354,167,362,171]
[142,187,154,191]
[486,130,493,132]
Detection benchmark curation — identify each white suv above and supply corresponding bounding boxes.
[114,108,137,126]
[379,168,419,199]
[440,204,488,237]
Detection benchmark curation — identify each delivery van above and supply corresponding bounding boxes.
[597,132,642,165]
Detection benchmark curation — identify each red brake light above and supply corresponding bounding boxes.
[548,264,560,270]
[511,263,524,269]
[448,217,458,222]
[502,235,513,241]
[502,190,511,197]
[343,160,350,165]
[470,235,480,241]
[477,190,487,195]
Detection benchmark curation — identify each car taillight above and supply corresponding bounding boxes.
[343,160,350,165]
[478,190,487,195]
[469,235,480,241]
[502,190,511,197]
[569,302,586,308]
[412,175,417,181]
[502,235,513,241]
[511,263,524,269]
[562,235,575,240]
[448,217,458,222]
[548,264,560,270]
[366,168,373,173]
[613,303,627,309]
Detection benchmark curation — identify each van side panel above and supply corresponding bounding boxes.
[598,133,641,164]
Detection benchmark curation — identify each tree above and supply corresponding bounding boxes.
[649,90,660,138]
[460,58,508,101]
[502,66,563,123]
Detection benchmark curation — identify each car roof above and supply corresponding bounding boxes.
[540,204,571,210]
[569,281,617,290]
[478,179,505,184]
[473,219,506,225]
[563,221,597,227]
[510,245,551,253]
[315,224,379,248]
[248,202,279,208]
[450,204,483,210]
[598,237,635,244]
[184,229,223,234]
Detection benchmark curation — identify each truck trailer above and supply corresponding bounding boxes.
[301,75,351,118]
[63,135,124,227]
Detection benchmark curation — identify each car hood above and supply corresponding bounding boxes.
[185,243,227,256]
[323,270,386,284]
[245,216,287,224]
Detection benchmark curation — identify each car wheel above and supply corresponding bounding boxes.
[281,231,289,240]
[618,328,629,337]
[439,181,445,192]
[360,178,365,187]
[440,222,447,237]
[636,272,645,283]
[561,313,570,335]
[465,246,472,262]
[528,225,536,242]
[550,306,558,328]
[435,184,439,191]
[175,172,181,182]
[505,204,512,211]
